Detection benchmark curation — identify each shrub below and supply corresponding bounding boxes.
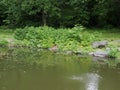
[108,48,118,58]
[14,28,28,40]
[14,26,99,51]
[0,40,9,47]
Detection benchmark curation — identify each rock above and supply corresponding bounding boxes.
[89,52,94,56]
[118,48,120,52]
[74,50,82,55]
[93,50,108,57]
[106,47,110,51]
[65,51,73,55]
[90,50,108,58]
[92,41,108,48]
[49,45,58,52]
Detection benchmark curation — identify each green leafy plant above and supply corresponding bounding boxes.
[108,48,118,58]
[0,40,9,47]
[14,28,28,40]
[14,26,99,52]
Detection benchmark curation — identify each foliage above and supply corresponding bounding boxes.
[0,40,8,47]
[0,0,120,27]
[14,28,28,40]
[0,0,60,26]
[14,26,99,51]
[108,48,118,58]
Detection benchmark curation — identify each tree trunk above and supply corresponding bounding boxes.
[42,11,47,26]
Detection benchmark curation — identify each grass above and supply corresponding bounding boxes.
[86,28,120,40]
[86,28,120,46]
[0,28,15,47]
[0,29,14,41]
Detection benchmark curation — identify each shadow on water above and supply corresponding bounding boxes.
[0,47,120,90]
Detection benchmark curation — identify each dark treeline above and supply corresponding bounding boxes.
[0,0,120,28]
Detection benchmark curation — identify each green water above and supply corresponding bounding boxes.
[0,48,120,90]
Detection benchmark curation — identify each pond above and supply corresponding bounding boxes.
[0,48,120,90]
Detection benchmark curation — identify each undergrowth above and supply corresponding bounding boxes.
[14,26,101,51]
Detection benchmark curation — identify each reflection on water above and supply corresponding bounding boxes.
[0,48,120,90]
[85,73,100,90]
[70,73,101,90]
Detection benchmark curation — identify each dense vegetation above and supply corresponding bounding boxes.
[14,26,100,51]
[13,26,120,58]
[0,0,120,58]
[0,0,120,28]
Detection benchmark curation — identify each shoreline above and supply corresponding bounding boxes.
[1,41,120,60]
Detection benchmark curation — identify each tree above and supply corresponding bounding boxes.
[2,0,60,26]
[0,0,7,25]
[0,0,120,28]
[106,0,120,27]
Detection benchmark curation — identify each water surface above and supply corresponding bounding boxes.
[0,48,120,90]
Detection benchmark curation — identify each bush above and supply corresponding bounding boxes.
[108,48,118,58]
[14,26,98,51]
[14,28,28,40]
[0,40,9,47]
